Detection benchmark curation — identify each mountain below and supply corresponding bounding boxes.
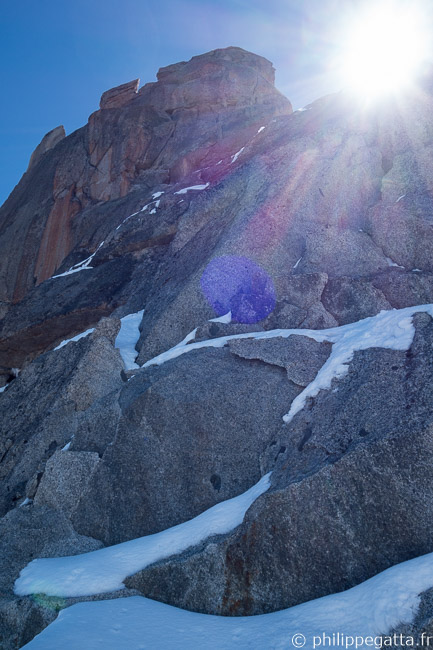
[2,46,433,648]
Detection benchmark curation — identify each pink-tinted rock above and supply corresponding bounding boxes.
[0,48,291,303]
[99,79,139,110]
[26,125,65,172]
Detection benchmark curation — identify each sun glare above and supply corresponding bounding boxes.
[339,1,429,101]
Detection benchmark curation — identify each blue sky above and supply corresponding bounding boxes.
[0,0,360,204]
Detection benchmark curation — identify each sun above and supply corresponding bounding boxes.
[338,1,430,102]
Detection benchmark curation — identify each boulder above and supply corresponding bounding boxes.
[368,203,433,272]
[0,596,57,650]
[228,335,332,385]
[372,269,433,309]
[33,451,100,514]
[71,346,301,544]
[389,587,433,645]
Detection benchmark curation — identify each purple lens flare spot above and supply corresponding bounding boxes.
[201,256,276,324]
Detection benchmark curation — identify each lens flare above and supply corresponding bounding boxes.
[338,1,430,101]
[201,256,276,324]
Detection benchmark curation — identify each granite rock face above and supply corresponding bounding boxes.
[126,315,433,614]
[3,53,433,372]
[3,47,433,647]
[71,346,302,544]
[0,323,123,517]
[0,47,291,305]
[228,335,332,385]
[33,451,100,514]
[99,79,140,110]
[26,126,65,172]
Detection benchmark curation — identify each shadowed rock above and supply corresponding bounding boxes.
[0,324,123,517]
[0,506,102,648]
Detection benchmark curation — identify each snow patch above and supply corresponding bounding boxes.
[395,194,406,203]
[51,241,105,278]
[209,311,232,324]
[257,126,265,133]
[173,328,198,348]
[53,328,95,351]
[293,257,302,269]
[116,207,146,230]
[21,552,433,649]
[230,147,245,164]
[15,473,271,598]
[142,327,326,370]
[174,183,209,195]
[116,198,162,231]
[385,256,404,269]
[0,385,7,394]
[114,310,144,370]
[51,259,94,278]
[149,199,160,214]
